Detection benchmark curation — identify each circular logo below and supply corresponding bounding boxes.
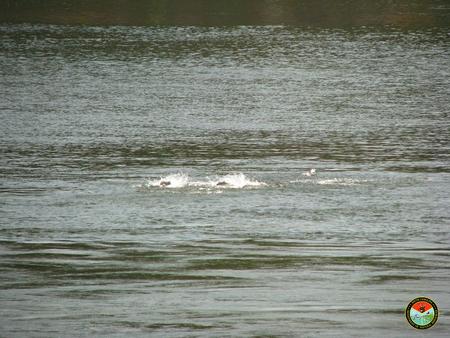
[406,297,438,329]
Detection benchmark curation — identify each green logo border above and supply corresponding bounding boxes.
[405,297,438,329]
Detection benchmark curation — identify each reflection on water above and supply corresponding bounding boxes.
[1,0,450,28]
[1,3,450,338]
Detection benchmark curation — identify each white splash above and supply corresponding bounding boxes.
[302,168,316,177]
[143,173,266,189]
[209,173,266,189]
[146,173,189,188]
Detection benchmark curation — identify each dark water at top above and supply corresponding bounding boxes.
[1,1,450,337]
[2,0,450,28]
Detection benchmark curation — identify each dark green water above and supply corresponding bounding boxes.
[1,1,450,337]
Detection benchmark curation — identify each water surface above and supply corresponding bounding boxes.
[1,6,450,337]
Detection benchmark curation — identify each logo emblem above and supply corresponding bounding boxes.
[406,297,438,329]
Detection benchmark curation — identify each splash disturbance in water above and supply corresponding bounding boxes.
[1,15,450,338]
[143,173,267,189]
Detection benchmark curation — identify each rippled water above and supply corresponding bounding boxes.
[1,22,450,337]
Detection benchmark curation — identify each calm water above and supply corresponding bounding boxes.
[1,4,450,337]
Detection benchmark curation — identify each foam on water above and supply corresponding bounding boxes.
[316,178,367,186]
[143,173,267,189]
[289,177,368,186]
